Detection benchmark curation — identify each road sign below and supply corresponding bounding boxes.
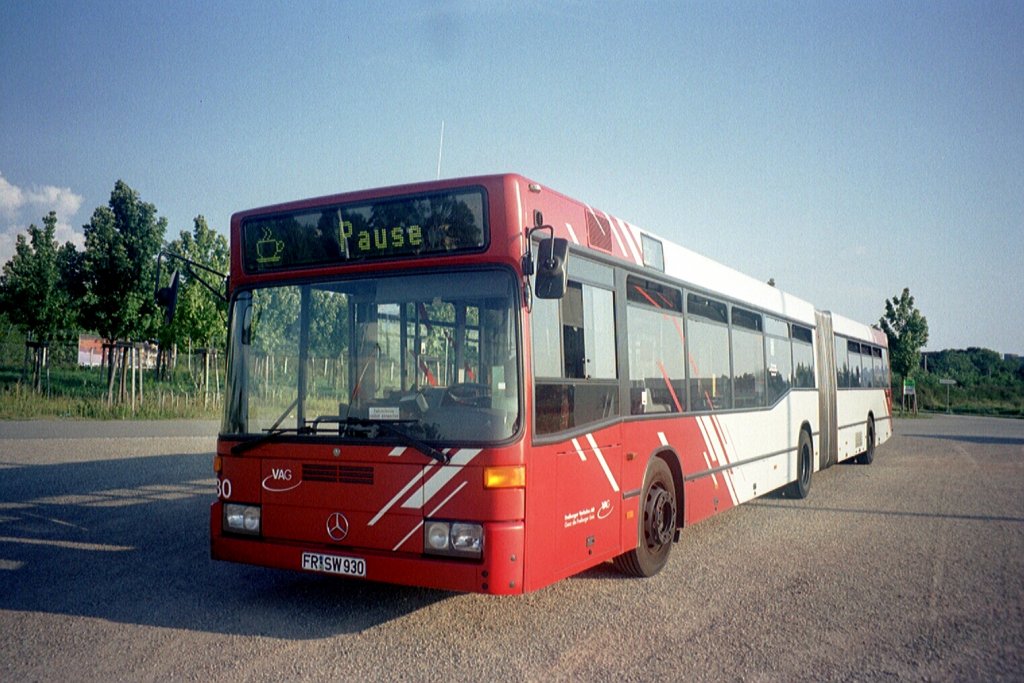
[939,378,956,413]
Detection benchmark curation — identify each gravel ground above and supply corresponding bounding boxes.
[1,415,1021,681]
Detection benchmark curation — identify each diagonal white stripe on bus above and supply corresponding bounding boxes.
[392,521,423,552]
[368,466,432,526]
[391,480,469,552]
[565,222,579,244]
[585,433,619,492]
[400,449,481,510]
[708,415,739,505]
[613,216,643,265]
[698,416,738,505]
[604,210,630,260]
[571,437,587,461]
[698,416,733,501]
[701,450,720,489]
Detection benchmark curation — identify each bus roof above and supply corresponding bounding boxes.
[232,172,880,335]
[829,311,889,348]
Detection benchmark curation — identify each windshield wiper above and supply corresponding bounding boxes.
[231,396,306,454]
[318,416,450,465]
[370,420,451,465]
[230,412,450,465]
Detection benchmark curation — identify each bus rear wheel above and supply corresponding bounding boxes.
[614,457,677,578]
[785,430,813,499]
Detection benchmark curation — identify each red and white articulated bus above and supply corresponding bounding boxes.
[212,174,892,594]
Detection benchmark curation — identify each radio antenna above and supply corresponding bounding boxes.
[436,120,445,179]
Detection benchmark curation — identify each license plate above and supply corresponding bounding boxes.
[301,552,366,577]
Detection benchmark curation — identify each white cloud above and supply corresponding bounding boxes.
[0,172,86,266]
[0,231,18,267]
[25,184,84,220]
[0,173,25,220]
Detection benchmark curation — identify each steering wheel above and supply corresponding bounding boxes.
[442,382,490,407]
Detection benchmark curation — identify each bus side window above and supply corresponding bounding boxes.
[561,282,586,378]
[686,293,730,411]
[533,276,618,435]
[559,281,617,380]
[792,325,815,388]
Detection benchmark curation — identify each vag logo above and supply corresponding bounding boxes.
[262,467,301,493]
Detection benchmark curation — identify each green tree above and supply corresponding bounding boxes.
[163,215,229,350]
[0,211,78,340]
[0,212,79,390]
[879,287,929,379]
[929,348,1018,388]
[80,181,167,343]
[57,238,84,311]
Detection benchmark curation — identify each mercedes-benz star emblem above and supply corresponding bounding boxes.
[326,512,350,542]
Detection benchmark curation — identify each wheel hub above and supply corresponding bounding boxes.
[643,484,675,548]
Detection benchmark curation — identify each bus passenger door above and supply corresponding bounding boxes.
[553,423,622,574]
[528,258,623,582]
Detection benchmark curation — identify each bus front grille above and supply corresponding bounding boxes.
[302,464,374,485]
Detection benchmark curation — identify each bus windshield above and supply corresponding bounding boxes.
[223,268,520,443]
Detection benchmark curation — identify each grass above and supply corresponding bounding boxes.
[0,364,222,420]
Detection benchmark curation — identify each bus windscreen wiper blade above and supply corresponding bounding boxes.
[232,396,303,454]
[328,417,450,465]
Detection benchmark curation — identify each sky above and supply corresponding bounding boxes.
[1,1,1021,354]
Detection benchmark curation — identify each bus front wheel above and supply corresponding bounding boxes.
[614,457,677,578]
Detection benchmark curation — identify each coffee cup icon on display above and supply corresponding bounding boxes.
[256,227,284,264]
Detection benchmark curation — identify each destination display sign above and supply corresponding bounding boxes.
[241,187,487,272]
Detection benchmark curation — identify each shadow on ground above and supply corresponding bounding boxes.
[0,453,452,638]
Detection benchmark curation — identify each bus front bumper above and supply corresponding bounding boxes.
[210,503,525,595]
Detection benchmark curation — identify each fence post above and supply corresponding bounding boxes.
[130,344,136,412]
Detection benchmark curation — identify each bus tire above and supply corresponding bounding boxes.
[856,417,875,465]
[613,457,677,578]
[785,430,813,499]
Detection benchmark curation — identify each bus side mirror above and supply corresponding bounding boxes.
[534,238,569,299]
[155,269,180,325]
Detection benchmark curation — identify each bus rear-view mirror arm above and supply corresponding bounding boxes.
[154,250,229,325]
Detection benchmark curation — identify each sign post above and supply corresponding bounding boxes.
[939,378,957,414]
[902,378,917,415]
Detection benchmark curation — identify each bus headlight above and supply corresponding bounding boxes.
[224,503,261,535]
[450,523,483,553]
[426,521,450,551]
[423,520,483,558]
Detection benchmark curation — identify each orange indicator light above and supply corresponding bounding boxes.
[484,465,525,489]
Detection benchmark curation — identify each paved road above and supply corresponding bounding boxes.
[1,416,1021,681]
